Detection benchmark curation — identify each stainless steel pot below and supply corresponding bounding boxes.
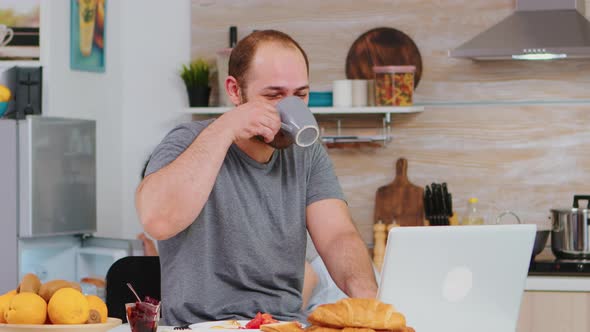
[551,195,590,259]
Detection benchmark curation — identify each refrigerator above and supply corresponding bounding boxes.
[0,115,142,297]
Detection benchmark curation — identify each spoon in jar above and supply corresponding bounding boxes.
[126,283,142,302]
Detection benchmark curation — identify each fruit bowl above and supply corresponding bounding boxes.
[0,317,122,332]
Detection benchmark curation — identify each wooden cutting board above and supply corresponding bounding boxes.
[345,27,424,88]
[373,158,425,226]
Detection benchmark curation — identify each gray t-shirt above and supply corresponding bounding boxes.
[145,119,345,325]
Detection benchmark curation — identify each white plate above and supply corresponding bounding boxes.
[190,320,257,331]
[189,320,305,332]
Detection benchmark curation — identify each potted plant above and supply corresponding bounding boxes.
[181,58,211,107]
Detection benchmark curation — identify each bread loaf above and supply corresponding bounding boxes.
[81,277,105,288]
[307,298,405,330]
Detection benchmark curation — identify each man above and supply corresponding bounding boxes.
[136,30,377,325]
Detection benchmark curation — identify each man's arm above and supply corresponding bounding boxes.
[306,199,378,298]
[136,101,280,240]
[302,261,319,310]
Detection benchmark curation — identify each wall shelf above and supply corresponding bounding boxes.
[182,105,423,116]
[322,134,392,144]
[0,60,42,68]
[182,105,424,147]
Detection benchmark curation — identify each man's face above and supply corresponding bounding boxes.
[240,42,309,149]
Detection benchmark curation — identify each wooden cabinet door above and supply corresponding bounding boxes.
[517,291,590,332]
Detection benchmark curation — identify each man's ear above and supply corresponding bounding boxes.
[225,76,242,105]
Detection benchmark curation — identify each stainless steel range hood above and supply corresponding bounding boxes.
[450,0,590,60]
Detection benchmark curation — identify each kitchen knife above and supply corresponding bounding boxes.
[441,182,449,222]
[423,190,428,221]
[429,185,437,225]
[442,183,452,223]
[433,184,442,225]
[440,184,448,218]
[447,193,453,216]
[434,184,441,215]
[424,185,432,218]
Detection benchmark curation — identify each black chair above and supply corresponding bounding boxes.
[106,256,161,322]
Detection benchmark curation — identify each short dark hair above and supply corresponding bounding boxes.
[228,30,309,92]
[141,157,150,179]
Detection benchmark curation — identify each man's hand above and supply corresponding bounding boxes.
[219,101,281,143]
[137,233,159,256]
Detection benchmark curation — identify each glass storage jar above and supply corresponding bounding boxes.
[373,66,416,106]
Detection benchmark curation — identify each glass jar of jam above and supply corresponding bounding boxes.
[126,298,160,332]
[373,66,416,106]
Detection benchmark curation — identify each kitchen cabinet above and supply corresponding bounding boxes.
[517,291,590,332]
[183,106,424,146]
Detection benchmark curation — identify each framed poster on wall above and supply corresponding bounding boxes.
[0,0,40,60]
[70,0,105,72]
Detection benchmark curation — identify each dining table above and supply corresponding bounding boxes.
[109,324,176,332]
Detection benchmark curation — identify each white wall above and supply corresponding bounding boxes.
[42,0,191,238]
[41,0,124,237]
[118,0,192,238]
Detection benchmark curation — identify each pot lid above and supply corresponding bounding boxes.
[552,195,590,213]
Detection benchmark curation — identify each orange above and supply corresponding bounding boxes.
[4,292,47,324]
[86,295,108,323]
[47,288,89,324]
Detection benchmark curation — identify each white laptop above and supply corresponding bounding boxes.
[377,225,535,332]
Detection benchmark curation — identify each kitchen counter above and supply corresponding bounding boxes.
[526,248,590,292]
[525,275,590,292]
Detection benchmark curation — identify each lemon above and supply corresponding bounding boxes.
[86,295,108,323]
[47,288,89,324]
[0,290,17,323]
[5,292,47,324]
[0,85,11,102]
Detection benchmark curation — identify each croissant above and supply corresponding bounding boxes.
[306,326,415,332]
[307,298,406,330]
[306,326,374,332]
[261,322,305,332]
